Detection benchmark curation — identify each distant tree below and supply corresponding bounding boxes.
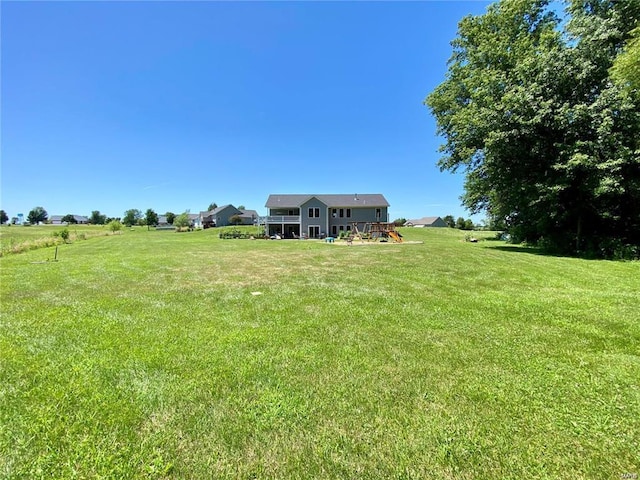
[237,205,245,211]
[0,210,8,224]
[89,210,107,225]
[455,217,466,230]
[229,214,243,225]
[108,220,122,234]
[61,214,77,224]
[174,212,191,229]
[27,206,48,225]
[464,219,474,231]
[486,214,506,231]
[208,203,218,211]
[443,215,456,228]
[165,212,176,225]
[145,209,159,227]
[122,209,142,227]
[393,218,407,227]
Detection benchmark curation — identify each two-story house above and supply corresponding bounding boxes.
[264,194,390,239]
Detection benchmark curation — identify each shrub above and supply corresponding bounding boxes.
[108,220,123,234]
[53,228,70,242]
[218,226,264,239]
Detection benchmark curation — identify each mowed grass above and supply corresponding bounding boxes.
[0,227,638,479]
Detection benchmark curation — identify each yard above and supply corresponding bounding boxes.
[0,226,638,479]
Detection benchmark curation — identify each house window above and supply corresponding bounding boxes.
[346,208,351,218]
[332,209,337,218]
[308,207,320,218]
[376,208,381,219]
[347,225,351,231]
[332,226,337,235]
[339,209,344,218]
[339,225,344,231]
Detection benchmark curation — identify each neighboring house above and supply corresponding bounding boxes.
[50,215,89,225]
[404,216,447,228]
[199,205,258,228]
[237,209,259,225]
[264,194,390,239]
[188,213,201,228]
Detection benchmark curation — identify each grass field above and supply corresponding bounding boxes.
[1,226,638,479]
[0,224,112,256]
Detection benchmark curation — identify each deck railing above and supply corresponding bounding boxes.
[264,215,301,223]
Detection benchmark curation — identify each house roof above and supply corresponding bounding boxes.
[200,205,233,218]
[51,215,89,222]
[266,194,389,208]
[405,216,443,225]
[239,209,258,218]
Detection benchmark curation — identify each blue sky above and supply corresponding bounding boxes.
[2,0,493,222]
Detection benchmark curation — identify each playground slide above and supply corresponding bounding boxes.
[388,231,403,243]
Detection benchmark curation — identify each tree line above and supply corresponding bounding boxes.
[426,0,639,258]
[0,201,237,228]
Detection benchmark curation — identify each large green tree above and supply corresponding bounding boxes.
[0,210,8,224]
[122,209,142,227]
[89,210,107,225]
[145,209,159,227]
[27,206,48,225]
[443,215,455,228]
[426,0,640,257]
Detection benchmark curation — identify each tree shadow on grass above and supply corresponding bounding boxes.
[483,244,572,259]
[483,243,622,261]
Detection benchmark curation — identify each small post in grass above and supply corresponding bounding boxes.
[54,246,58,261]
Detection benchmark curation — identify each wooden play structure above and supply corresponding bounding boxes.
[350,222,403,243]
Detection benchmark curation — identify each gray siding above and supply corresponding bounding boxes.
[301,197,328,237]
[328,206,388,235]
[265,194,390,237]
[430,217,447,227]
[215,205,241,226]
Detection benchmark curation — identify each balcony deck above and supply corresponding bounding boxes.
[264,215,301,224]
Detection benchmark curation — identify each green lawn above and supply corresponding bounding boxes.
[1,227,638,479]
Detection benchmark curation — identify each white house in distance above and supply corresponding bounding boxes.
[404,216,447,227]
